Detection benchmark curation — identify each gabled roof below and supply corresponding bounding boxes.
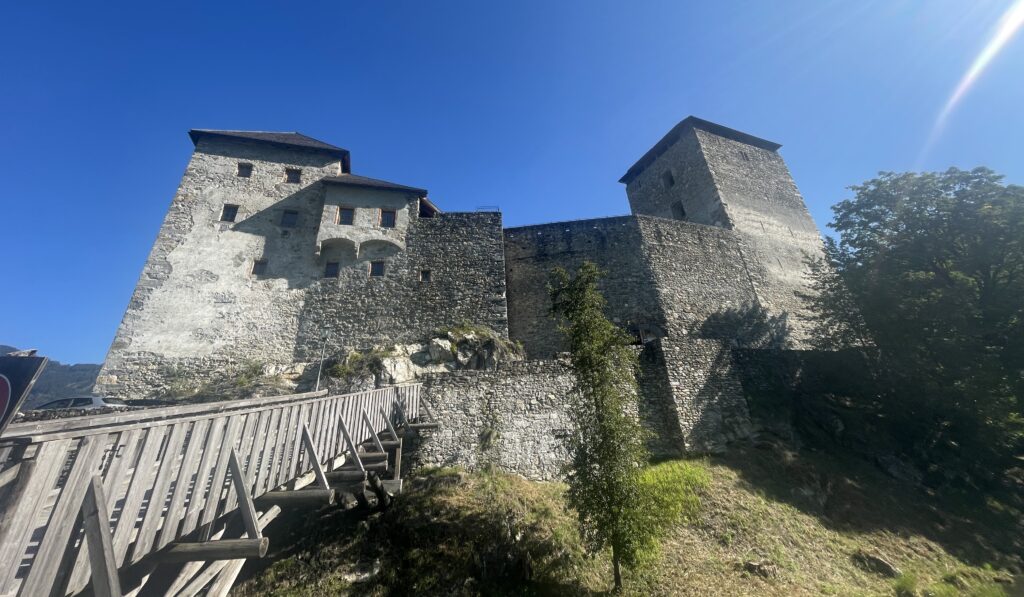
[321,173,427,196]
[188,129,350,159]
[619,116,782,184]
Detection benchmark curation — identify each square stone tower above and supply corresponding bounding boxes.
[620,117,826,344]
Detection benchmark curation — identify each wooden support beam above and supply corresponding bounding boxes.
[392,399,410,428]
[335,460,386,473]
[227,449,260,540]
[336,416,364,473]
[300,423,330,489]
[80,475,122,597]
[326,470,368,483]
[155,538,269,563]
[352,451,388,461]
[379,406,400,442]
[255,488,336,507]
[360,409,386,453]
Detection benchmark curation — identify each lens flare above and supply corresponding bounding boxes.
[920,0,1024,164]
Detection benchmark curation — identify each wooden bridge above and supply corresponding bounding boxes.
[0,384,436,596]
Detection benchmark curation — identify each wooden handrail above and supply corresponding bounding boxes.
[0,383,423,597]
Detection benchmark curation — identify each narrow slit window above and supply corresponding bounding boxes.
[237,162,253,177]
[661,170,675,189]
[379,209,397,228]
[324,262,340,278]
[220,204,239,222]
[337,207,355,225]
[285,168,302,184]
[251,259,268,276]
[280,210,299,227]
[369,261,386,277]
[420,269,431,282]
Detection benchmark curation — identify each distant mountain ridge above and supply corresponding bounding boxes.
[1,345,101,408]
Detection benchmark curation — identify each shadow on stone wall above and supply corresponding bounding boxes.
[638,344,687,459]
[697,301,792,348]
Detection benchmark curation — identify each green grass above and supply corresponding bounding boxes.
[234,448,1019,596]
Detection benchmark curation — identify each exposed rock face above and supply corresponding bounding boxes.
[324,328,524,392]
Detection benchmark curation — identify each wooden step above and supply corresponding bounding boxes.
[327,470,368,483]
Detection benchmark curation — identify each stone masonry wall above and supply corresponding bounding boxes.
[97,137,343,398]
[293,212,508,361]
[98,136,507,399]
[695,129,826,346]
[503,217,661,359]
[412,360,574,480]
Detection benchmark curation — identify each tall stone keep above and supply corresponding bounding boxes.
[620,117,824,343]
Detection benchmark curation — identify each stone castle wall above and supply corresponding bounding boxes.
[503,217,660,359]
[97,136,507,399]
[413,360,575,480]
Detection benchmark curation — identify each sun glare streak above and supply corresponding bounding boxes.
[919,0,1024,166]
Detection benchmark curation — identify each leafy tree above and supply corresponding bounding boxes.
[806,167,1024,483]
[549,262,659,591]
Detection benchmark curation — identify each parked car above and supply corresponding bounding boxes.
[33,396,128,410]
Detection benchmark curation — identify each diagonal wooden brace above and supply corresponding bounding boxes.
[360,409,386,453]
[227,448,260,540]
[379,406,400,442]
[300,423,330,489]
[80,475,123,597]
[336,416,364,475]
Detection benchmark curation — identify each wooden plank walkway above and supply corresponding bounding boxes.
[0,384,424,596]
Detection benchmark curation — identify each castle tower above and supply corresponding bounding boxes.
[620,117,825,344]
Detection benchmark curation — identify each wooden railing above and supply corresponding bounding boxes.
[0,384,422,597]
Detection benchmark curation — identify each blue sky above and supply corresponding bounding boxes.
[2,0,1023,364]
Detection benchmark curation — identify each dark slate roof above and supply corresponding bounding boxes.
[619,116,782,184]
[188,130,349,158]
[321,173,427,196]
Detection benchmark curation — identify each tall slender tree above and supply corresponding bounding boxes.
[549,262,650,591]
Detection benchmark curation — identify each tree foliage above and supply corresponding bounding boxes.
[806,167,1024,483]
[548,262,657,590]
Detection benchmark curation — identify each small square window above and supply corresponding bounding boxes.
[420,269,431,282]
[237,163,253,177]
[280,210,299,227]
[369,261,386,277]
[285,168,302,183]
[337,207,354,225]
[220,204,239,222]
[379,209,397,228]
[252,259,268,276]
[324,262,340,278]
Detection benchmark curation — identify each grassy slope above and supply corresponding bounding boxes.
[233,445,1020,596]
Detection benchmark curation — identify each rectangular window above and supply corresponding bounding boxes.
[280,210,299,227]
[220,204,239,222]
[324,262,340,278]
[379,209,397,228]
[285,168,302,183]
[252,259,268,276]
[237,162,253,177]
[337,207,355,225]
[420,269,431,282]
[369,261,386,277]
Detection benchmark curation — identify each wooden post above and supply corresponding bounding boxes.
[80,475,122,597]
